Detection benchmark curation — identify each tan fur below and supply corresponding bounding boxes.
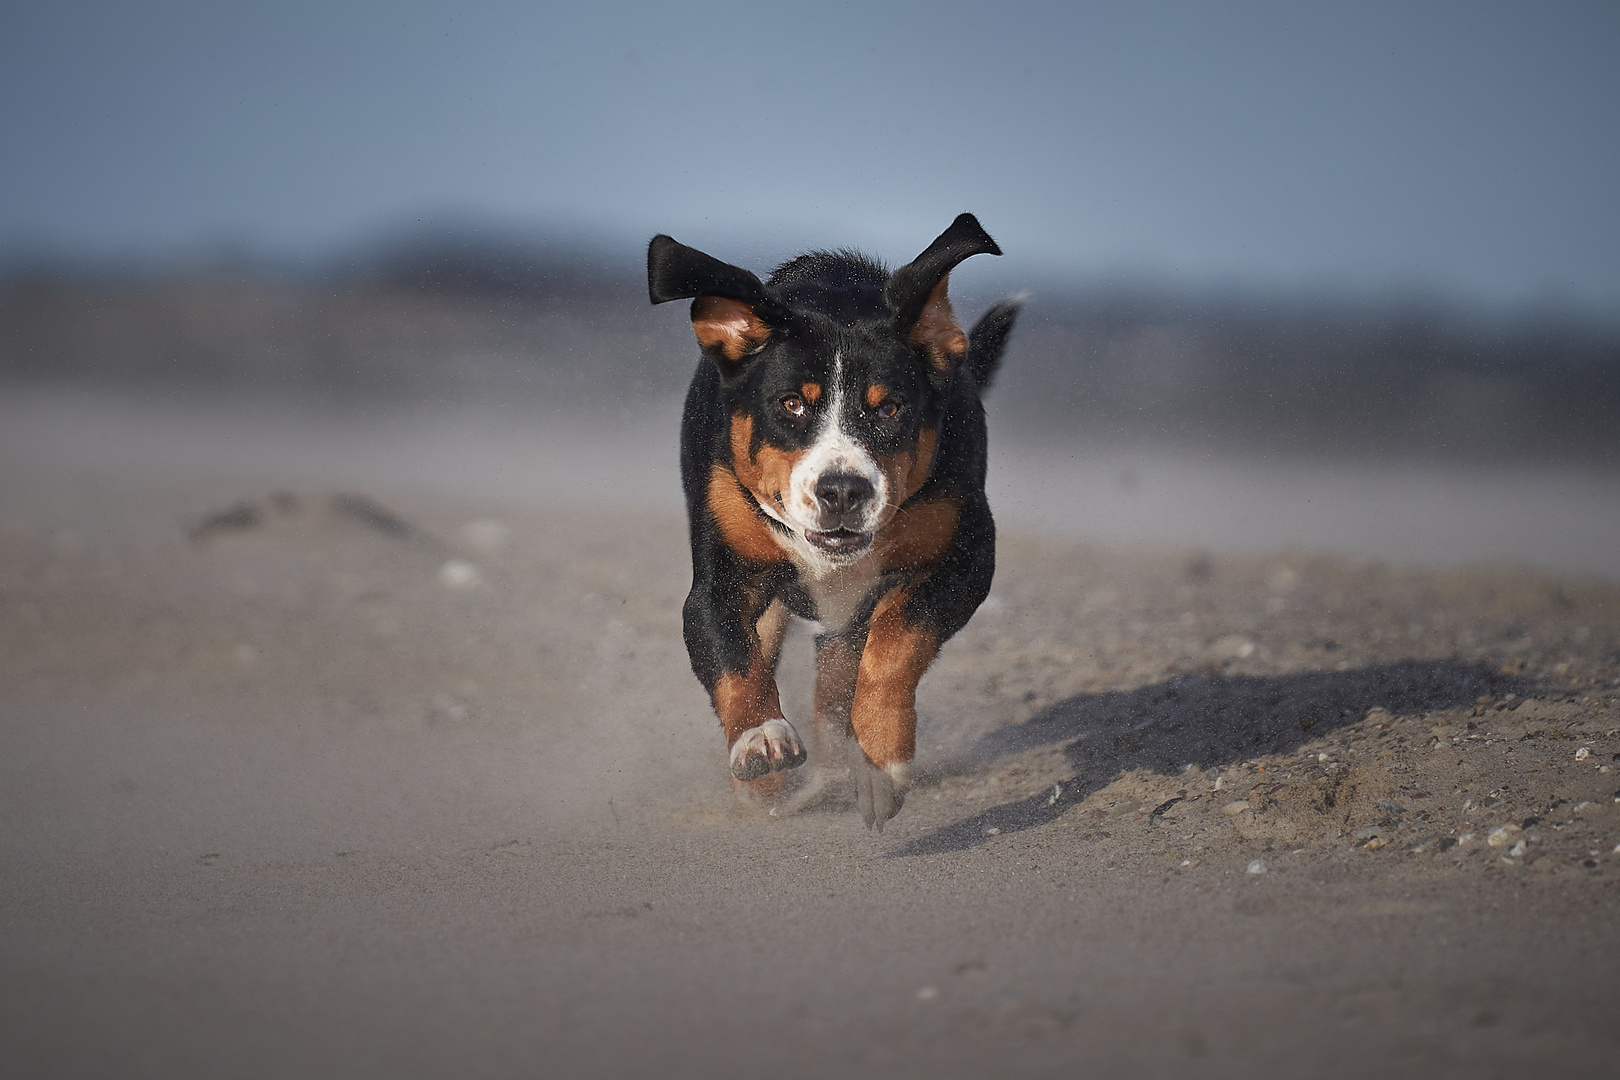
[691,296,771,362]
[849,587,939,767]
[711,599,790,746]
[814,635,861,740]
[728,413,804,515]
[706,465,787,564]
[908,275,968,371]
[876,497,958,571]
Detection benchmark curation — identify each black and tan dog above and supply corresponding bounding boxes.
[647,214,1019,829]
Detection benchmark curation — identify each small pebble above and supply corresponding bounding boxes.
[1575,747,1591,760]
[1246,859,1268,874]
[1508,840,1528,858]
[1222,801,1251,816]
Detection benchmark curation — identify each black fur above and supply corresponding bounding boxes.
[649,215,1020,798]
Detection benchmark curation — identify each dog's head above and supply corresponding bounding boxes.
[649,214,1001,566]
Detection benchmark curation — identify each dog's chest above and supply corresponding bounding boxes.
[791,551,885,634]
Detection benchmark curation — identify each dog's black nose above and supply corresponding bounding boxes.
[815,473,874,518]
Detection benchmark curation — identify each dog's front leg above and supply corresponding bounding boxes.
[848,588,939,830]
[685,586,805,781]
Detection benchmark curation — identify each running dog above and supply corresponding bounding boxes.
[647,214,1019,829]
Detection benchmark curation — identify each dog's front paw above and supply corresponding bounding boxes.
[854,756,911,832]
[729,718,808,781]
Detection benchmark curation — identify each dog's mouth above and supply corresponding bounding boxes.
[804,528,872,557]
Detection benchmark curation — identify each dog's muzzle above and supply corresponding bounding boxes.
[806,472,875,555]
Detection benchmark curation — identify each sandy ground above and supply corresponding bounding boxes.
[2,391,1619,1079]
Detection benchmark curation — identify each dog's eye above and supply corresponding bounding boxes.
[874,400,901,420]
[780,394,806,417]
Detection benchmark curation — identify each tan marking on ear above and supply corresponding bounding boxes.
[909,274,968,371]
[706,464,788,564]
[692,295,771,362]
[864,384,891,410]
[728,412,803,517]
[849,587,940,767]
[876,497,959,571]
[800,382,822,405]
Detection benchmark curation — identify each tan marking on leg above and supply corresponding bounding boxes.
[814,635,861,741]
[755,598,789,669]
[709,595,790,748]
[849,588,940,769]
[712,663,785,747]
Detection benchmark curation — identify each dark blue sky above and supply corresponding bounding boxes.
[3,1,1617,309]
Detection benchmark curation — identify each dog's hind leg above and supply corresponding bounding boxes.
[777,632,861,813]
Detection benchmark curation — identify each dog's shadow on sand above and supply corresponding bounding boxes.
[893,659,1528,857]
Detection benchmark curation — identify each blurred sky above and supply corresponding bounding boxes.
[2,1,1617,309]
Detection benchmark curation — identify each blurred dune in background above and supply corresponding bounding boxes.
[5,229,1615,468]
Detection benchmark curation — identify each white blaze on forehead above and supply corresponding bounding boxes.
[784,351,886,532]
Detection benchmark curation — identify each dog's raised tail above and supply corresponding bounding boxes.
[965,296,1023,391]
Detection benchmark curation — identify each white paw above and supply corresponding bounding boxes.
[729,718,808,781]
[854,756,912,832]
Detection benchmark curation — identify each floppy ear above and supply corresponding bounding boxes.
[648,235,775,364]
[883,213,1002,373]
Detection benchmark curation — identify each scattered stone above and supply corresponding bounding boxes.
[1487,825,1522,848]
[1222,801,1251,816]
[1246,859,1268,874]
[1508,840,1528,858]
[1575,747,1591,760]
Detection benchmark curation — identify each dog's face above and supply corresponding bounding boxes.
[649,214,1002,570]
[716,312,944,565]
